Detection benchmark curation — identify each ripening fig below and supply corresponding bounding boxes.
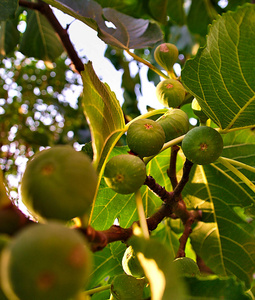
[20,145,98,222]
[110,274,145,300]
[156,79,186,108]
[156,108,189,142]
[154,43,179,71]
[126,119,165,158]
[173,257,200,277]
[182,126,223,165]
[0,222,92,300]
[122,246,145,278]
[104,154,146,195]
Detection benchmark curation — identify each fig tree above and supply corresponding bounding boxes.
[126,119,165,158]
[181,126,223,165]
[0,222,92,300]
[156,109,189,142]
[154,43,179,71]
[173,257,200,277]
[156,79,186,108]
[20,145,98,222]
[104,154,146,194]
[111,274,145,300]
[122,246,145,278]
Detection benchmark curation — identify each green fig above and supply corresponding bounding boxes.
[122,246,145,278]
[156,79,186,108]
[173,257,200,277]
[181,126,223,165]
[126,119,165,158]
[20,145,98,222]
[154,43,179,71]
[104,154,146,194]
[111,274,145,300]
[0,222,92,300]
[156,108,189,142]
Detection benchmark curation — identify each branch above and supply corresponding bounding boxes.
[18,0,84,73]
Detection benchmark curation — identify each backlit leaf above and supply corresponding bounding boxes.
[182,4,255,130]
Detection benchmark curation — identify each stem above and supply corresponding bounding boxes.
[19,0,84,73]
[173,159,194,197]
[176,217,194,258]
[217,157,255,193]
[220,157,255,174]
[143,135,185,165]
[84,284,111,296]
[125,49,169,80]
[135,190,150,239]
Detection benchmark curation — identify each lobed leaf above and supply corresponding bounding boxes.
[182,129,255,288]
[42,0,163,49]
[182,4,255,130]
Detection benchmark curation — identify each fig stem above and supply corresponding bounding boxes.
[83,284,111,296]
[215,157,255,193]
[125,49,169,80]
[167,145,180,189]
[135,190,150,239]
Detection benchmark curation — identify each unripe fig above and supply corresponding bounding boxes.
[191,98,209,123]
[182,126,223,165]
[122,246,145,278]
[104,154,146,195]
[126,119,165,158]
[173,257,200,277]
[0,222,92,300]
[154,43,179,71]
[156,108,189,142]
[111,274,145,300]
[20,145,98,222]
[156,79,186,108]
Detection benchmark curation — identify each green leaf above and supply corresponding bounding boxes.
[187,0,218,36]
[0,0,18,21]
[130,234,187,299]
[87,241,125,289]
[43,0,163,49]
[19,9,64,61]
[167,0,186,26]
[182,4,255,130]
[0,19,20,56]
[148,0,168,24]
[184,275,251,300]
[81,62,125,176]
[182,129,255,288]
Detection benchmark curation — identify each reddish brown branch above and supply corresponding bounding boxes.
[19,0,84,73]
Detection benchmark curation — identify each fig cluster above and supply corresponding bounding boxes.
[0,222,92,300]
[20,145,98,222]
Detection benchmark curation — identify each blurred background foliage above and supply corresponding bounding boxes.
[0,0,252,196]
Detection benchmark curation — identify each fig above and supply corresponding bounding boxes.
[191,98,209,124]
[122,246,145,278]
[156,108,189,142]
[154,43,179,71]
[156,79,186,108]
[20,145,98,221]
[173,257,200,277]
[104,154,146,195]
[181,126,223,165]
[111,274,145,300]
[0,222,92,300]
[126,119,165,158]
